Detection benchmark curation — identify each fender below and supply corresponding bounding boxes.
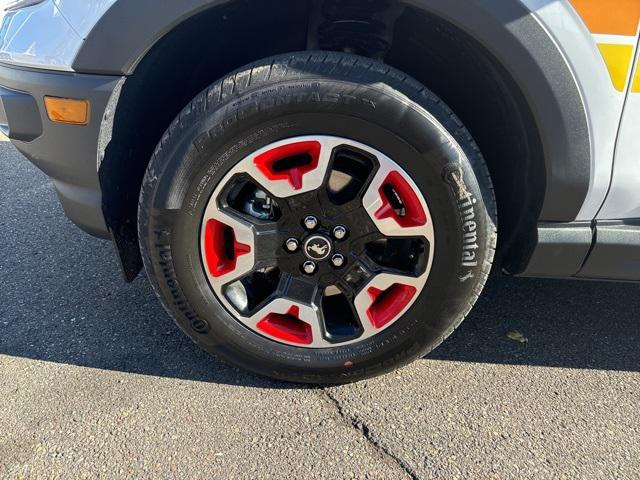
[73,0,590,223]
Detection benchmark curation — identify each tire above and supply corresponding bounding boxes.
[138,52,497,384]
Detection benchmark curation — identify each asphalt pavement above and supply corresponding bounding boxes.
[1,141,639,479]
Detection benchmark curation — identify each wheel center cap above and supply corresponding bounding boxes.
[303,234,333,261]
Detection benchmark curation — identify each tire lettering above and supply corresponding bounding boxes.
[443,165,480,275]
[155,242,210,334]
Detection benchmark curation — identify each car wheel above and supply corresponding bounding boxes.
[138,52,497,384]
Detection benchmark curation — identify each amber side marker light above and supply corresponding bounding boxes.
[44,96,90,125]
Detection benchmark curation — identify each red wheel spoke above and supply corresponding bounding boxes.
[256,306,313,345]
[363,157,433,241]
[374,171,427,228]
[366,283,417,329]
[254,141,321,191]
[204,218,252,278]
[246,298,331,347]
[353,272,426,337]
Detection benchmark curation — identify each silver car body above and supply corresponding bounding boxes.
[1,0,639,281]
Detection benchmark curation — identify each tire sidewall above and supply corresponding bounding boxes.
[140,57,495,383]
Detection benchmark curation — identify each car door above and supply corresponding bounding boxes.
[597,14,640,219]
[570,1,640,280]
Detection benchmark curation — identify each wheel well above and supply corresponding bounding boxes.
[99,0,544,280]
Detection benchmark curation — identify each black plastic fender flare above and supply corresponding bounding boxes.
[75,0,590,222]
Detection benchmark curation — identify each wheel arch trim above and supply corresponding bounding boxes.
[81,0,591,223]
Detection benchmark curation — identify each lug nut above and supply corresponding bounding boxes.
[331,254,345,268]
[302,261,317,275]
[285,238,299,252]
[303,215,318,230]
[332,225,347,240]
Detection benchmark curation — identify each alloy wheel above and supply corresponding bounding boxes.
[200,136,434,348]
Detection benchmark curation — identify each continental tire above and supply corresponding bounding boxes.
[138,52,497,384]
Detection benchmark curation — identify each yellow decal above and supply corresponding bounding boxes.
[597,44,635,92]
[570,0,639,92]
[633,64,640,93]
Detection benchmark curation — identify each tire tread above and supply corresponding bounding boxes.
[138,51,498,383]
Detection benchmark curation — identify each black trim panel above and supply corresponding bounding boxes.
[74,0,591,223]
[0,63,122,238]
[0,85,42,141]
[578,222,640,282]
[516,222,594,278]
[72,0,226,75]
[517,221,640,282]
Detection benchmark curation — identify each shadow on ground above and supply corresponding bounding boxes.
[1,142,639,388]
[430,274,640,372]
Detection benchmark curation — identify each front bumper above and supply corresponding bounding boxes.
[0,62,121,237]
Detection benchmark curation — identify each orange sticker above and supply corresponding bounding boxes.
[570,0,640,36]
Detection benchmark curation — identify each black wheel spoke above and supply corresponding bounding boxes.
[362,235,430,277]
[276,272,319,306]
[316,285,364,343]
[318,144,380,217]
[335,256,377,299]
[250,220,283,267]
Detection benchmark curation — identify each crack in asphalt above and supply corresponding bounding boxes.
[322,389,420,480]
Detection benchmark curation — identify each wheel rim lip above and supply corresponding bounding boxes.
[199,135,435,349]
